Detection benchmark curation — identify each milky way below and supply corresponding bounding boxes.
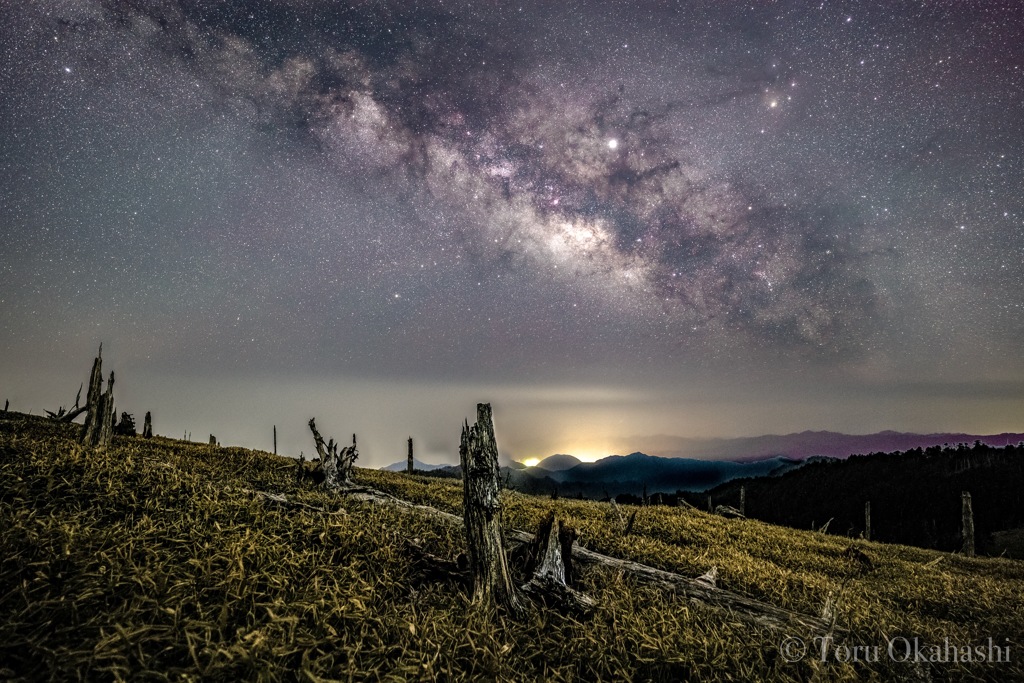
[2,1,1024,462]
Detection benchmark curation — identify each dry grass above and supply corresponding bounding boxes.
[2,413,1022,681]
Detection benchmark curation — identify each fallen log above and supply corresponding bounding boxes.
[714,505,745,519]
[46,383,85,422]
[404,539,470,589]
[271,481,840,635]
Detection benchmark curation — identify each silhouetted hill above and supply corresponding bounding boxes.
[419,451,806,499]
[532,454,582,471]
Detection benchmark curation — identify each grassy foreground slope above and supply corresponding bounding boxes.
[1,413,1022,682]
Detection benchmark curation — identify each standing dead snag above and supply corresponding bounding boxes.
[143,411,153,438]
[407,436,414,474]
[519,513,596,616]
[81,345,115,449]
[961,491,975,557]
[460,403,524,615]
[308,418,358,488]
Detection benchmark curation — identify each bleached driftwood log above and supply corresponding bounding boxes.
[460,403,524,615]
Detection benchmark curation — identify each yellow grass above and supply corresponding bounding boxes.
[2,414,1021,681]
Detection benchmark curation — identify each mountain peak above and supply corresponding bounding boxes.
[533,453,582,471]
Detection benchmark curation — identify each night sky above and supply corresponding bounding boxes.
[3,1,1023,466]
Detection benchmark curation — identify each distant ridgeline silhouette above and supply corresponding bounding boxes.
[697,441,1024,556]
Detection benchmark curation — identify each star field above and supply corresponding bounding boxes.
[2,1,1023,463]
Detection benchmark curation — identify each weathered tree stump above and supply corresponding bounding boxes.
[740,486,746,517]
[308,418,358,488]
[209,434,217,445]
[143,411,153,438]
[407,436,414,474]
[961,491,975,557]
[519,513,596,616]
[864,500,871,541]
[81,346,114,449]
[460,403,524,615]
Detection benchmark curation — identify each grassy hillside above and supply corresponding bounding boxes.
[2,413,1022,681]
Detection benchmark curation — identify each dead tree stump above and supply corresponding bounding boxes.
[81,348,115,450]
[460,403,524,615]
[519,513,596,616]
[143,411,153,438]
[864,501,871,541]
[308,418,358,488]
[961,491,975,557]
[407,436,414,474]
[740,486,746,517]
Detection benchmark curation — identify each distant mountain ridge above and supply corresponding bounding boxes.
[528,451,802,494]
[382,430,1024,498]
[586,430,1024,462]
[381,459,451,472]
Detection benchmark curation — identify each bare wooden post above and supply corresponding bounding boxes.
[273,425,277,455]
[740,486,746,517]
[460,403,523,614]
[407,436,414,474]
[962,491,975,557]
[864,501,871,541]
[142,411,153,438]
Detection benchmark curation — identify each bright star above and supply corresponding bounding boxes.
[607,138,618,150]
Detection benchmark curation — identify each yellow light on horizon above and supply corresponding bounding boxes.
[523,457,540,467]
